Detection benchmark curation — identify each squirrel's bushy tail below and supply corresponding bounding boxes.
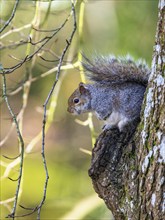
[82,54,150,86]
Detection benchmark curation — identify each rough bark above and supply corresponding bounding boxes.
[89,1,165,220]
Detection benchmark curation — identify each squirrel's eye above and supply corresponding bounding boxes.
[73,98,79,104]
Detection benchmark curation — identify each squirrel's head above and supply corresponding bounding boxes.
[67,82,91,115]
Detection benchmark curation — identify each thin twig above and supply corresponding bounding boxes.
[39,56,59,62]
[0,23,31,40]
[10,205,39,218]
[3,154,21,160]
[1,3,75,75]
[32,26,61,32]
[0,2,77,218]
[5,61,79,97]
[2,74,24,219]
[0,38,29,50]
[36,2,77,219]
[0,197,15,205]
[0,0,19,34]
[0,108,23,146]
[8,176,20,182]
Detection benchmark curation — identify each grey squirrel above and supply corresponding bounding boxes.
[67,55,150,131]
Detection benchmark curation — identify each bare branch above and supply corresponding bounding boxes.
[1,1,78,219]
[2,74,24,218]
[39,56,59,62]
[0,23,31,40]
[1,3,76,75]
[36,1,77,219]
[8,176,20,182]
[7,206,39,218]
[3,154,21,160]
[0,61,78,104]
[0,37,29,50]
[0,0,19,34]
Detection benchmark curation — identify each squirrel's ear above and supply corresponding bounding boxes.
[79,82,88,94]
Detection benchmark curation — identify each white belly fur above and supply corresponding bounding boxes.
[105,111,129,131]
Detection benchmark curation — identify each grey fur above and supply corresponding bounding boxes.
[82,54,150,86]
[68,55,150,131]
[86,82,146,124]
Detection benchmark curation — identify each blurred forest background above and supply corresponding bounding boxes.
[0,0,158,219]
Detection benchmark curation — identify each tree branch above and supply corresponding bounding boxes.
[2,74,24,219]
[36,1,77,219]
[0,0,19,34]
[1,1,76,75]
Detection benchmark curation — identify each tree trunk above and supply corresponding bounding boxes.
[88,1,165,220]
